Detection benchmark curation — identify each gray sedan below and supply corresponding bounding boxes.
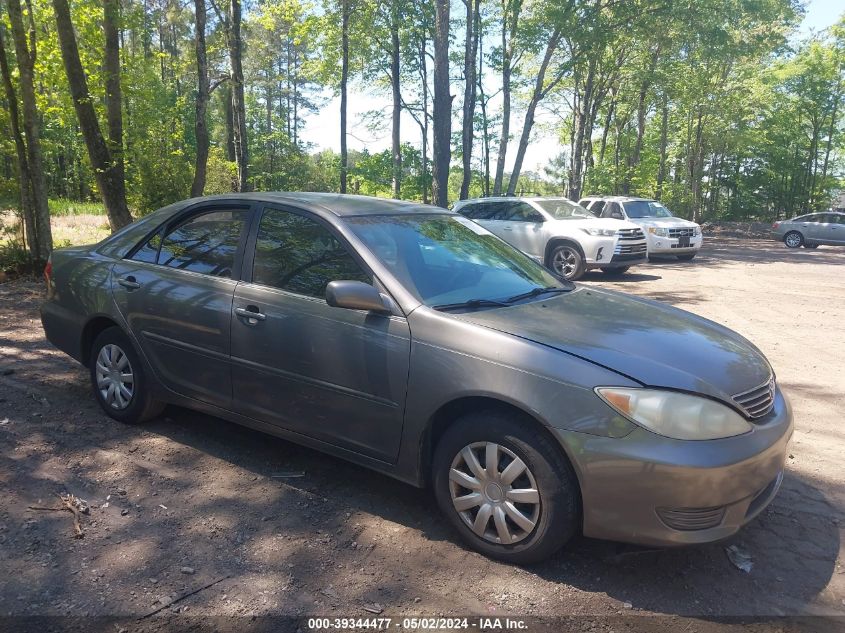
[41,193,792,563]
[773,211,845,248]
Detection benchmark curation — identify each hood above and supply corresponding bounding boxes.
[455,287,772,407]
[629,217,699,229]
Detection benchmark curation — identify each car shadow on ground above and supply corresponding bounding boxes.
[112,407,842,618]
[647,238,845,270]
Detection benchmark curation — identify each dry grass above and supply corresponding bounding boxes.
[0,211,111,248]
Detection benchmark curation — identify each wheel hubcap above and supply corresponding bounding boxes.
[786,234,800,247]
[449,442,541,545]
[95,344,134,410]
[552,248,577,278]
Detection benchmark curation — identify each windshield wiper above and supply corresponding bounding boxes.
[503,285,573,304]
[433,298,511,312]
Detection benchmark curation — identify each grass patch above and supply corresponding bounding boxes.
[49,198,106,216]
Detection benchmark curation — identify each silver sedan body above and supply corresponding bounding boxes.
[40,193,792,560]
[773,212,845,248]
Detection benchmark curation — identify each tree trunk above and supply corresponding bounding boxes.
[459,0,479,200]
[568,59,596,201]
[224,83,236,161]
[390,2,401,198]
[477,9,490,197]
[432,0,451,208]
[53,0,132,231]
[655,94,669,199]
[6,0,53,256]
[191,0,210,197]
[623,45,660,194]
[493,0,520,195]
[0,25,37,259]
[103,0,126,202]
[228,0,249,191]
[339,0,349,193]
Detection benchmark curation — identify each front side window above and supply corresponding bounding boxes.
[252,208,370,297]
[458,203,487,220]
[135,209,248,277]
[535,199,593,220]
[347,214,564,307]
[623,200,674,218]
[510,202,544,222]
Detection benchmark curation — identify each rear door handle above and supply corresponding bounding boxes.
[502,226,513,231]
[235,306,266,323]
[117,276,140,290]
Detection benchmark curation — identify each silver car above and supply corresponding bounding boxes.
[452,197,647,280]
[41,193,792,564]
[773,212,845,248]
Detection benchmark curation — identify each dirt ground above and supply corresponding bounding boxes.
[1,237,843,632]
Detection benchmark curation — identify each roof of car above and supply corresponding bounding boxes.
[182,192,449,217]
[581,195,655,202]
[455,196,573,204]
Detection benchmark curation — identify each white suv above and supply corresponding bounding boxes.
[579,196,703,261]
[452,197,647,280]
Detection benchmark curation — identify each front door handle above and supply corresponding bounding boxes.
[235,306,266,323]
[117,276,140,290]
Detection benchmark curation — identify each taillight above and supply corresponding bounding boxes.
[772,222,780,229]
[44,257,52,292]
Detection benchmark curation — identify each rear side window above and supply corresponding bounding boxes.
[153,209,248,277]
[252,208,370,297]
[590,200,605,215]
[131,229,162,263]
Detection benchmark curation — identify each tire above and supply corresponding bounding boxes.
[600,266,630,275]
[432,410,580,564]
[676,253,696,261]
[784,231,803,248]
[89,326,164,424]
[547,244,585,281]
[803,243,818,249]
[647,255,658,262]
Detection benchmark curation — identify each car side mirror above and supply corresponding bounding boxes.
[326,280,391,314]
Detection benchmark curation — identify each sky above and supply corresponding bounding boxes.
[300,1,843,175]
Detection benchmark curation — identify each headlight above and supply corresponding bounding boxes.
[595,387,752,440]
[648,227,669,237]
[693,226,701,236]
[582,228,617,237]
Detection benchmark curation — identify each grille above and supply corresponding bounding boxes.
[657,506,726,531]
[614,243,648,255]
[668,227,696,237]
[732,376,776,419]
[617,228,645,240]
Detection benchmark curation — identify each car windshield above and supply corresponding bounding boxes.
[534,199,594,220]
[346,214,566,308]
[624,201,674,218]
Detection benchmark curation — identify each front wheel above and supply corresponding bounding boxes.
[548,244,585,281]
[89,327,164,424]
[784,231,803,248]
[600,266,630,275]
[676,253,696,261]
[432,410,580,564]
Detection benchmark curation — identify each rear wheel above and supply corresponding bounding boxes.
[432,410,580,564]
[548,244,585,281]
[676,253,696,261]
[784,231,803,248]
[89,327,163,424]
[600,266,630,275]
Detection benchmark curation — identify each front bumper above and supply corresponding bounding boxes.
[585,252,647,270]
[647,233,703,254]
[554,388,793,546]
[583,237,648,268]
